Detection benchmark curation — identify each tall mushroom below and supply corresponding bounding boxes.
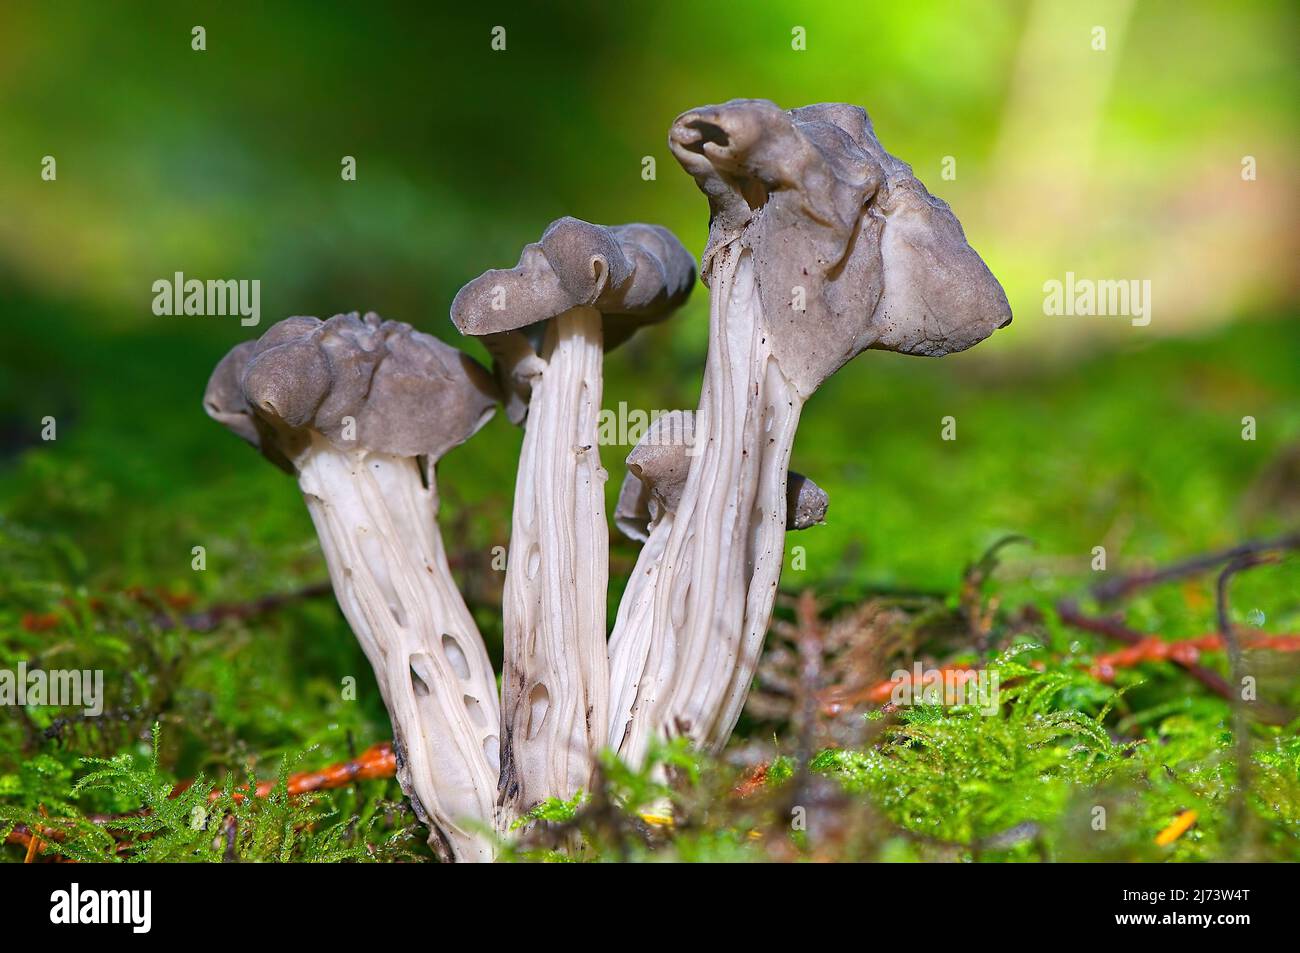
[203,311,501,862]
[451,217,694,816]
[610,99,1013,759]
[608,410,828,766]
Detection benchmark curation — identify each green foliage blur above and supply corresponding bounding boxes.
[0,1,1296,861]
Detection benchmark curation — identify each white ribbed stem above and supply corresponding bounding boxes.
[498,306,609,814]
[705,358,801,750]
[296,435,500,862]
[606,509,674,766]
[610,246,804,762]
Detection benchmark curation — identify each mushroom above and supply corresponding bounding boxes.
[608,99,1012,759]
[451,217,694,816]
[612,411,828,545]
[607,410,828,766]
[203,311,502,862]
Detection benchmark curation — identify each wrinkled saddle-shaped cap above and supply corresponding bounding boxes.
[614,411,829,542]
[204,311,498,472]
[450,217,696,423]
[668,99,1011,398]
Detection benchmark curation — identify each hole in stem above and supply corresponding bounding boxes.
[442,633,471,680]
[526,682,550,740]
[409,654,433,697]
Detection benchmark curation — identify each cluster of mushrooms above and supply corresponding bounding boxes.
[204,99,1011,861]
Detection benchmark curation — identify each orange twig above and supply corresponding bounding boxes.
[1089,633,1300,682]
[1155,809,1198,846]
[820,663,1001,714]
[733,762,770,798]
[237,741,396,800]
[4,741,397,859]
[23,809,45,863]
[818,633,1300,716]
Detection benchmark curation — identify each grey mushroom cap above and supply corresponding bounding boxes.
[451,217,695,338]
[450,217,696,424]
[203,312,499,471]
[785,472,830,529]
[668,99,1011,398]
[204,339,263,449]
[614,411,828,542]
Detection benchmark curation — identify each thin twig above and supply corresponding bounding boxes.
[21,582,334,634]
[156,581,333,632]
[819,623,1300,715]
[222,815,238,863]
[1216,553,1276,852]
[1056,599,1234,699]
[1090,532,1300,605]
[792,591,825,768]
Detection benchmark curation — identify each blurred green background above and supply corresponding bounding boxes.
[1,1,1297,771]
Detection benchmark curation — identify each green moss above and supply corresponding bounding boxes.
[1,725,421,862]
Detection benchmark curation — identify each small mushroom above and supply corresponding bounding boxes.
[611,411,828,544]
[607,411,828,766]
[204,311,501,862]
[451,217,694,815]
[610,99,1011,758]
